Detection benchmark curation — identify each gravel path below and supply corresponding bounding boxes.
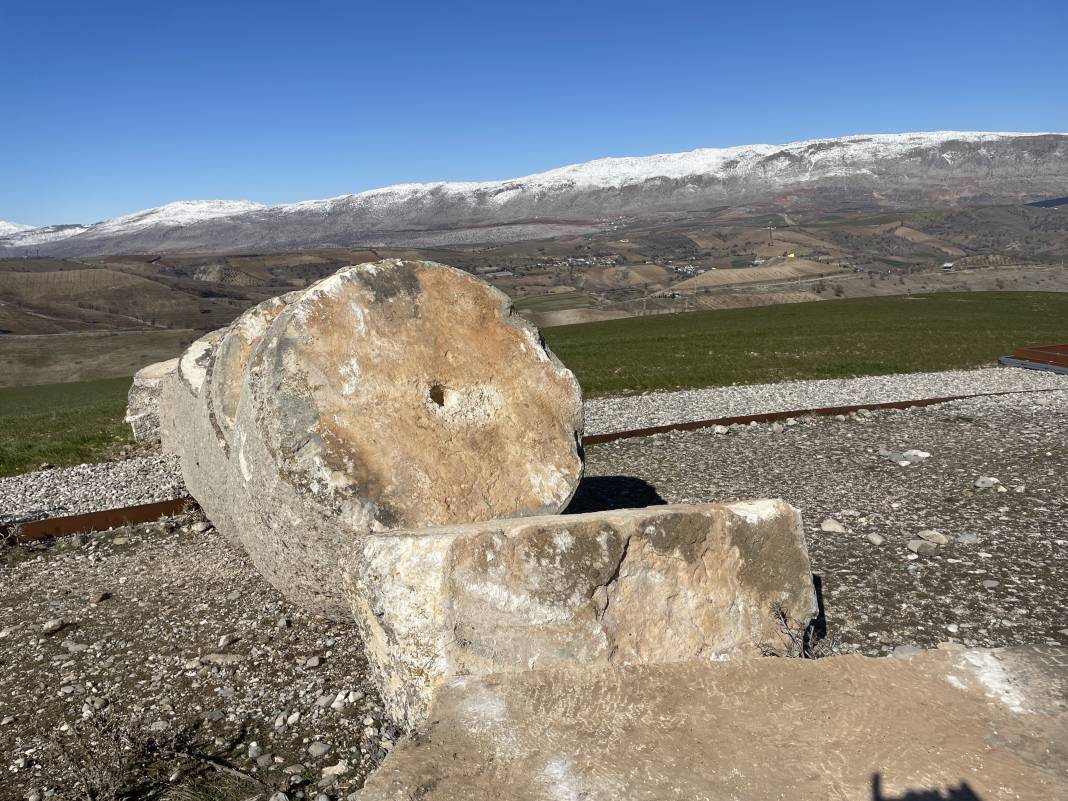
[1,517,387,797]
[584,366,1068,435]
[0,456,185,525]
[577,389,1068,655]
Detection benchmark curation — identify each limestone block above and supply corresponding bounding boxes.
[158,329,236,534]
[225,259,584,617]
[358,646,1068,801]
[341,499,817,728]
[124,357,178,445]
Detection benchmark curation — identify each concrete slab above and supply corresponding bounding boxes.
[357,646,1068,801]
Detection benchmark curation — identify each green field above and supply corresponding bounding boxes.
[0,377,135,476]
[512,290,596,313]
[0,329,198,388]
[0,292,1065,476]
[543,292,1068,395]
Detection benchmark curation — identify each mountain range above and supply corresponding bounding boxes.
[2,131,1065,257]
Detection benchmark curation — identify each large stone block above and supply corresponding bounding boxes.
[341,499,817,729]
[125,357,178,446]
[358,646,1068,800]
[159,260,584,618]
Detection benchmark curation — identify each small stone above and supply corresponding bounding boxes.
[769,422,784,434]
[89,591,110,604]
[284,764,306,774]
[322,760,350,777]
[833,415,846,422]
[256,753,274,768]
[955,532,979,545]
[305,655,321,668]
[268,793,289,801]
[200,653,246,666]
[820,518,847,534]
[287,710,301,725]
[866,533,885,546]
[308,741,331,758]
[982,580,1000,589]
[192,521,213,533]
[42,619,65,635]
[249,742,263,759]
[917,529,948,545]
[219,634,238,649]
[907,540,940,556]
[974,476,1000,490]
[1,715,14,726]
[946,623,959,634]
[712,425,729,435]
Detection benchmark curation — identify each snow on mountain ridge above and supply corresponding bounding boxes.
[269,131,1053,214]
[93,199,266,234]
[0,221,35,236]
[1,131,1061,252]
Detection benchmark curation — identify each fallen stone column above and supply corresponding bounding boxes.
[341,499,817,729]
[125,357,179,446]
[160,259,584,618]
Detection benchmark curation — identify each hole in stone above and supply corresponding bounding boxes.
[429,384,450,407]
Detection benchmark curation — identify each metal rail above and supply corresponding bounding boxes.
[8,386,1064,542]
[999,343,1068,374]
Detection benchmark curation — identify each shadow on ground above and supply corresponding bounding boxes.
[564,475,666,514]
[873,774,983,800]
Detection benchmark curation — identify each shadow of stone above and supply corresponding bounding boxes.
[810,574,828,640]
[872,773,984,800]
[564,476,667,515]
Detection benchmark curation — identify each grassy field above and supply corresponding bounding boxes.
[0,291,1064,476]
[512,290,597,313]
[0,377,135,476]
[0,329,197,388]
[543,292,1068,396]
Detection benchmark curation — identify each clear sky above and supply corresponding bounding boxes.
[2,0,1066,226]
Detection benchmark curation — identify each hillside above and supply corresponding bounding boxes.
[3,132,1066,257]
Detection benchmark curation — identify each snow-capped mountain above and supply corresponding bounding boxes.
[0,221,36,237]
[3,132,1065,256]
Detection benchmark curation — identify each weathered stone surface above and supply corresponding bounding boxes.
[358,646,1068,800]
[161,260,584,618]
[124,358,179,445]
[341,499,817,729]
[159,330,236,536]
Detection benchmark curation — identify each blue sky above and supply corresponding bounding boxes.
[1,0,1066,225]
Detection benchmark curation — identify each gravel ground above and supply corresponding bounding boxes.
[2,383,1066,797]
[584,366,1068,435]
[580,389,1068,654]
[0,456,185,526]
[0,517,388,800]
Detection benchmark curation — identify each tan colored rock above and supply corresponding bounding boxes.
[161,260,584,618]
[358,646,1068,800]
[124,358,179,445]
[341,499,816,729]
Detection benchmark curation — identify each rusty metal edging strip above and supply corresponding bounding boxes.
[11,388,1065,541]
[14,497,191,543]
[580,387,1062,446]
